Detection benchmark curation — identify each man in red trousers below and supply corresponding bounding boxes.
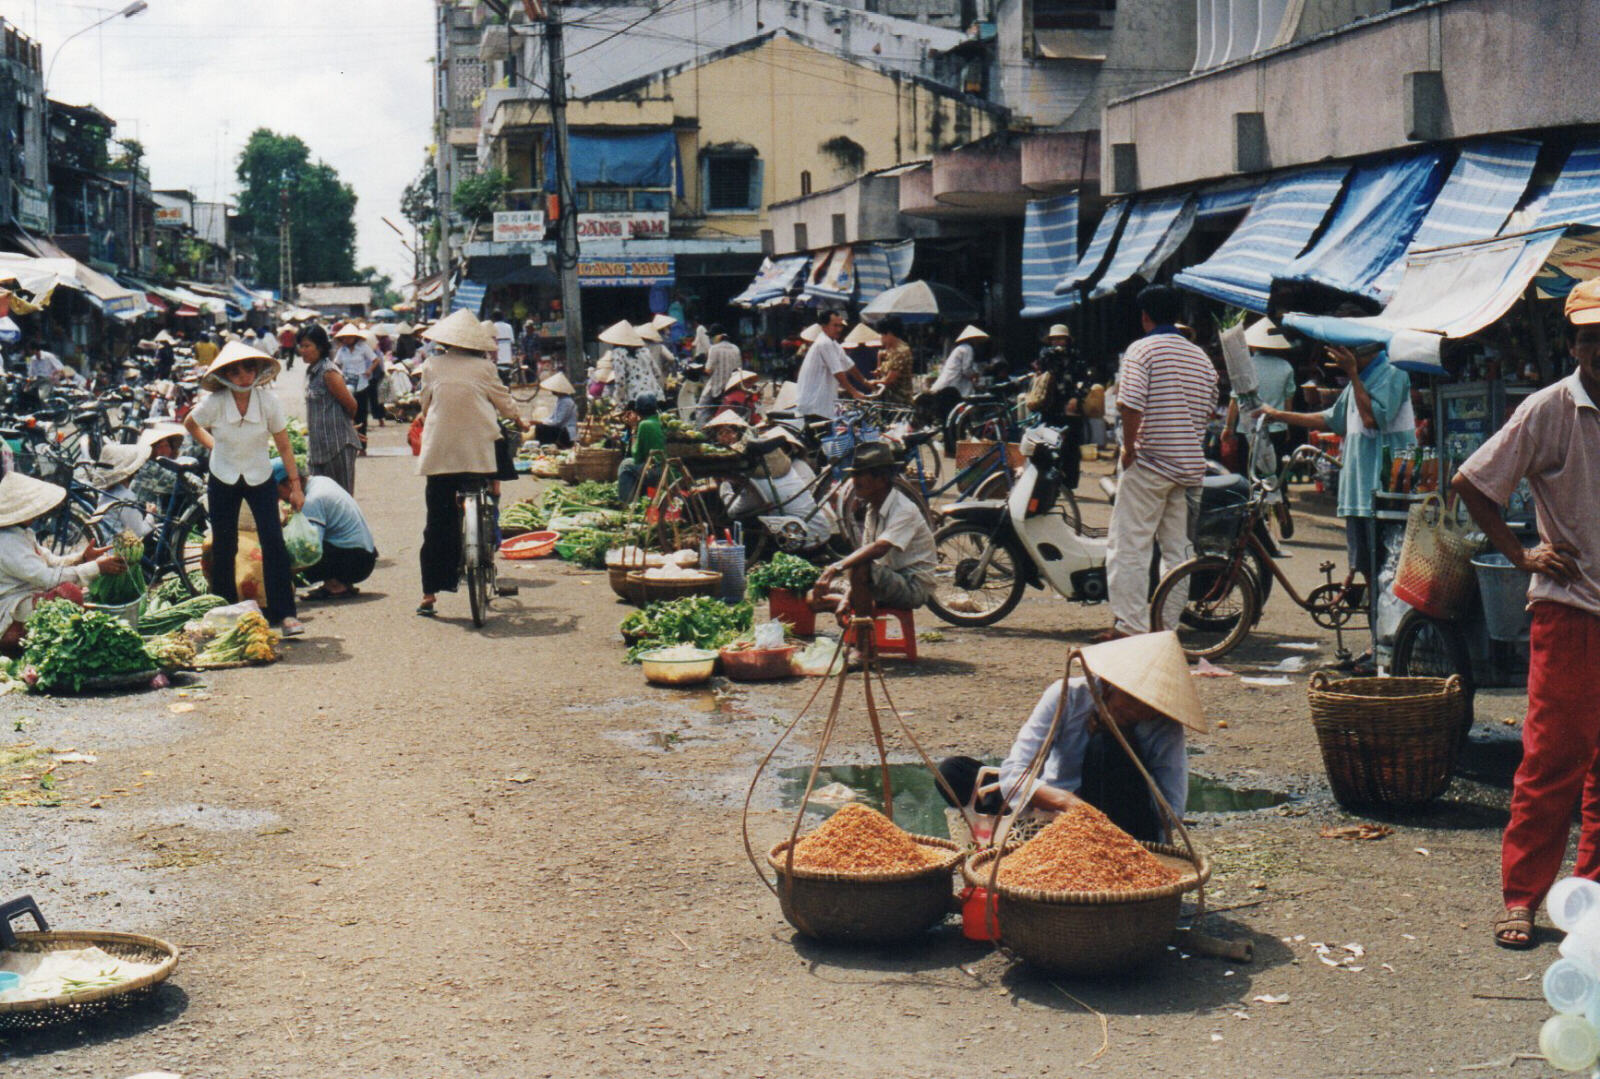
[1454,278,1600,949]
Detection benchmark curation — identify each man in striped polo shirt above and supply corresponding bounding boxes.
[1101,285,1219,640]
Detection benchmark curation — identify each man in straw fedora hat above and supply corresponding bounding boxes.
[808,441,936,623]
[0,470,131,655]
[1453,278,1600,949]
[937,630,1205,843]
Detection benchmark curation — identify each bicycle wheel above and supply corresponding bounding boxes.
[148,504,208,597]
[927,522,1026,627]
[1392,610,1476,740]
[1149,555,1259,660]
[479,494,499,609]
[463,492,487,628]
[36,505,92,558]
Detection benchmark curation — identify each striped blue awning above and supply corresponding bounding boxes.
[1535,141,1600,229]
[1197,179,1265,221]
[1019,195,1080,318]
[1089,193,1195,300]
[1052,200,1126,297]
[1173,164,1349,313]
[731,255,809,308]
[856,239,914,306]
[1274,149,1450,305]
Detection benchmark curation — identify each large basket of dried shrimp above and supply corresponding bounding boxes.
[962,805,1209,977]
[767,805,962,944]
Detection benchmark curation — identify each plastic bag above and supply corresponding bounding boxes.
[381,367,411,404]
[282,512,323,570]
[753,620,786,649]
[199,599,263,632]
[792,636,845,677]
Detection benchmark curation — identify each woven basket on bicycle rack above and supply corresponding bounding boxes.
[1308,672,1467,809]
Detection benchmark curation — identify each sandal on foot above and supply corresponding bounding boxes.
[1494,906,1536,950]
[415,603,437,618]
[306,585,359,601]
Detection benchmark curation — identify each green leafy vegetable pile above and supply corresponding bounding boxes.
[86,532,147,606]
[745,552,823,600]
[619,596,753,662]
[152,571,209,605]
[502,482,624,534]
[560,523,649,569]
[139,593,228,637]
[22,600,154,694]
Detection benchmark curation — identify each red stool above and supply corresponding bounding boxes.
[872,608,918,661]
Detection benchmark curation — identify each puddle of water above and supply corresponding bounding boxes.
[777,764,1294,838]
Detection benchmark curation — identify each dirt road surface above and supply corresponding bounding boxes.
[1,370,1554,1077]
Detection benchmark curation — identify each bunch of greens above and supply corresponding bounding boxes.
[502,483,625,535]
[22,600,155,694]
[152,571,209,605]
[195,612,279,667]
[86,532,148,606]
[560,523,648,569]
[139,593,228,637]
[567,480,620,508]
[745,552,823,600]
[620,597,753,662]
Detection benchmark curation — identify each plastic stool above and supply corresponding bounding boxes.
[873,609,918,661]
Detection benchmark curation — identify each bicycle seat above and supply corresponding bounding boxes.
[155,455,206,476]
[900,429,937,448]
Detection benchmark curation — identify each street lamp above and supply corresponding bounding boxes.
[44,2,149,93]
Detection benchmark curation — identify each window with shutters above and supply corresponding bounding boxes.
[703,152,762,213]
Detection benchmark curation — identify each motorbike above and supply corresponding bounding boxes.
[926,426,1108,627]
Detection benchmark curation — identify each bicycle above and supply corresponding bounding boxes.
[94,456,210,596]
[459,477,500,628]
[1149,440,1362,661]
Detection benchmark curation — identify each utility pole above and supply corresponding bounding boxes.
[545,1,585,394]
[436,0,454,313]
[277,186,293,308]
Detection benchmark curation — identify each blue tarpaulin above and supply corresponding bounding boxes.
[1019,195,1079,318]
[855,240,913,306]
[1052,200,1126,297]
[1173,164,1349,312]
[730,256,809,308]
[1089,193,1195,300]
[545,130,679,193]
[1274,150,1449,305]
[1197,179,1265,221]
[1535,140,1600,229]
[451,280,487,315]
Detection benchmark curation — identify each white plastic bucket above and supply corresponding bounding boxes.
[1472,552,1531,641]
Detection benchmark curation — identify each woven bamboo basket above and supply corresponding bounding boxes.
[1308,672,1467,809]
[557,461,577,484]
[572,447,622,483]
[576,420,609,447]
[624,569,722,605]
[0,930,180,1031]
[607,549,652,600]
[962,843,1209,976]
[768,836,962,943]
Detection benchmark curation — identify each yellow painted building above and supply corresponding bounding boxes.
[484,30,1004,242]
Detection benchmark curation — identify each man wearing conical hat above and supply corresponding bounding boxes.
[937,631,1206,843]
[0,471,131,656]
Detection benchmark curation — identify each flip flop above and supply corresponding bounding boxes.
[415,604,437,618]
[1494,906,1536,950]
[306,586,360,601]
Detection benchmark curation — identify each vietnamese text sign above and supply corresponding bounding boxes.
[577,256,675,288]
[493,210,546,243]
[154,205,188,227]
[576,211,669,241]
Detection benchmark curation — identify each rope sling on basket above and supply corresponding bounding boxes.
[962,646,1218,977]
[741,584,975,944]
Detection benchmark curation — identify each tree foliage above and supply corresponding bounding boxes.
[400,158,437,230]
[234,129,359,285]
[359,266,402,309]
[453,167,510,225]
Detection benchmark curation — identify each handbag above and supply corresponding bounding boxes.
[407,416,424,456]
[1393,493,1481,619]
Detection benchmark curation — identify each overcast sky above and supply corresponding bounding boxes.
[13,0,434,290]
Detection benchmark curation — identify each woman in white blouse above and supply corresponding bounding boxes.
[183,341,307,636]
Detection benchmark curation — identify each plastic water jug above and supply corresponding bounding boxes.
[1541,1013,1600,1072]
[1551,878,1600,933]
[1548,958,1600,1014]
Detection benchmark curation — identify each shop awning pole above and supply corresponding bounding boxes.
[546,2,587,404]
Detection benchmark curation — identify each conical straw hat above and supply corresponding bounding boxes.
[651,313,676,331]
[421,309,497,353]
[598,320,645,348]
[1077,630,1207,733]
[843,323,881,348]
[1244,317,1292,351]
[724,369,759,390]
[540,372,575,395]
[798,324,822,343]
[705,409,749,429]
[634,322,662,343]
[91,442,152,489]
[0,470,67,528]
[956,324,990,343]
[137,422,187,449]
[201,340,281,390]
[332,322,367,340]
